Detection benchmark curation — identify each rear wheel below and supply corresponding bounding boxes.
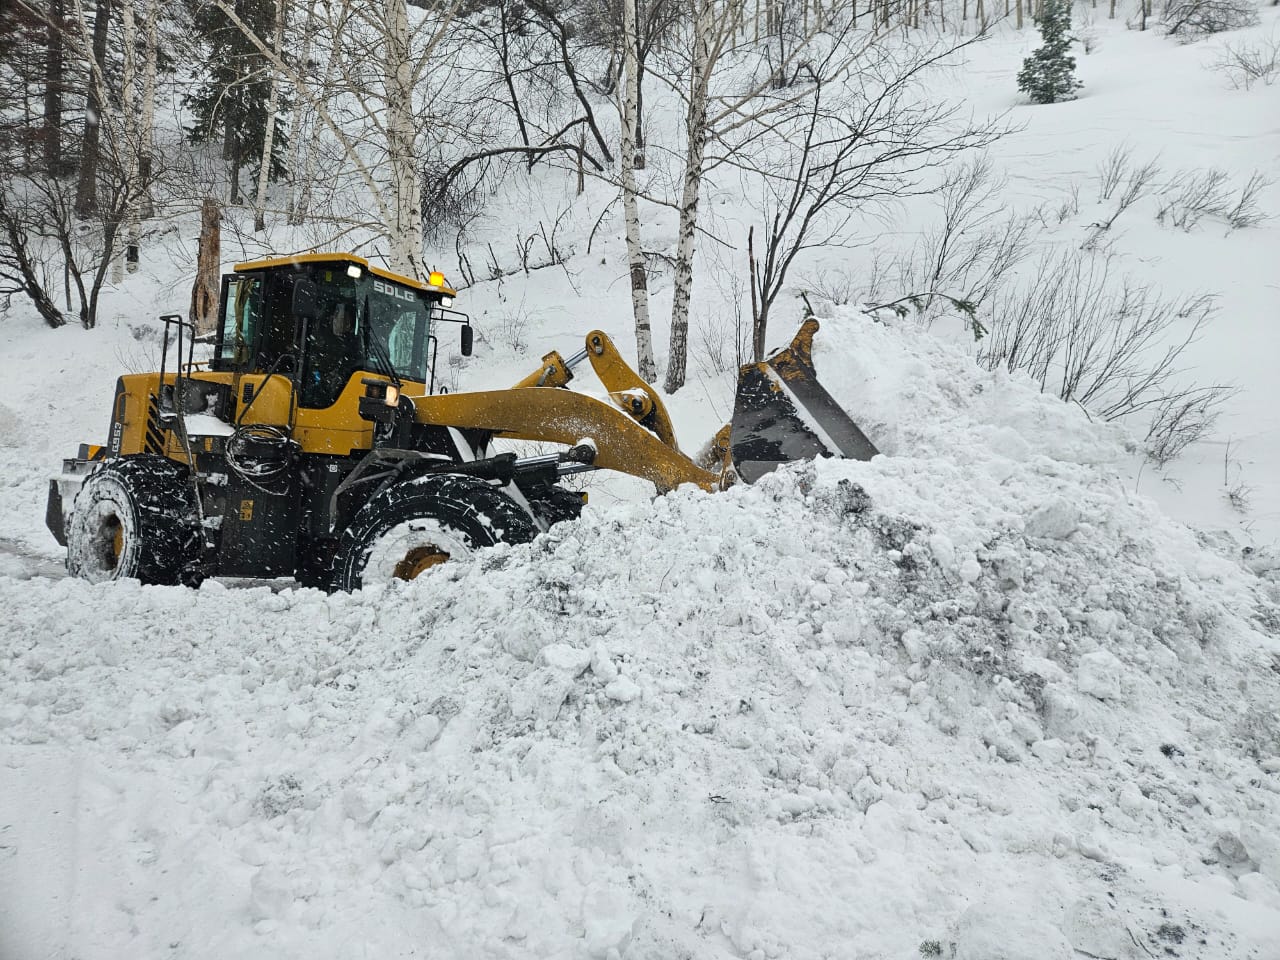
[66,456,199,585]
[330,473,539,592]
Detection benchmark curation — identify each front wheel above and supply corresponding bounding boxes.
[329,473,539,592]
[66,455,198,585]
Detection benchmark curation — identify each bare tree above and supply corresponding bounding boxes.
[192,197,221,335]
[0,150,163,329]
[661,5,900,392]
[71,0,112,218]
[886,156,1035,334]
[620,0,657,380]
[0,186,68,328]
[136,0,158,217]
[742,34,1003,359]
[213,0,460,278]
[1163,0,1259,39]
[253,0,286,233]
[664,0,723,393]
[526,0,616,165]
[979,248,1227,423]
[43,0,69,176]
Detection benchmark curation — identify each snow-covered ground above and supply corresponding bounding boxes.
[4,308,1280,958]
[3,10,1280,960]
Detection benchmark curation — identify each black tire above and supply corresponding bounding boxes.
[525,485,586,527]
[66,455,199,586]
[295,537,337,590]
[330,473,539,592]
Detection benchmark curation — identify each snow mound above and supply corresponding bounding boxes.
[812,309,1125,468]
[3,315,1280,959]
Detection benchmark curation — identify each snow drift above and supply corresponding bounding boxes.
[3,312,1280,959]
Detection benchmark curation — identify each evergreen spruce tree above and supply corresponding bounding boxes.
[185,0,288,203]
[1017,0,1083,104]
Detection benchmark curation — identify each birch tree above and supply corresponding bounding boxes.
[214,0,458,279]
[284,0,317,225]
[663,0,840,393]
[112,0,138,281]
[252,0,285,232]
[664,0,721,393]
[620,0,656,381]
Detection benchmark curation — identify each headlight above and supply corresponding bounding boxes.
[440,296,453,307]
[384,384,400,407]
[346,265,363,279]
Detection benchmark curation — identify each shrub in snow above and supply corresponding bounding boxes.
[1162,0,1260,41]
[978,247,1232,466]
[1017,0,1084,104]
[1156,167,1271,231]
[1212,32,1280,89]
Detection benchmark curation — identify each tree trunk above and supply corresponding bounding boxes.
[385,0,423,278]
[498,0,531,156]
[113,0,136,283]
[295,3,336,225]
[284,1,315,223]
[138,0,157,218]
[191,198,221,335]
[748,226,761,360]
[634,42,647,169]
[621,0,655,382]
[44,0,66,176]
[74,0,113,218]
[664,0,712,395]
[253,0,284,232]
[0,207,67,327]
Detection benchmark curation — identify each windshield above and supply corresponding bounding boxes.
[364,276,432,381]
[299,266,433,409]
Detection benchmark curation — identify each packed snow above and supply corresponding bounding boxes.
[4,10,1280,960]
[4,306,1280,958]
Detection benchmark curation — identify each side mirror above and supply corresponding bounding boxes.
[292,278,320,321]
[460,324,474,357]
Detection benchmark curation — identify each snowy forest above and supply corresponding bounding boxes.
[1,0,1268,397]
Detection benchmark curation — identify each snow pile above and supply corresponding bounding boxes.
[3,313,1280,959]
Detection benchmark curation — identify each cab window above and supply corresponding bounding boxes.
[217,274,263,368]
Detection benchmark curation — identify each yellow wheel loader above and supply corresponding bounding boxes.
[46,253,877,591]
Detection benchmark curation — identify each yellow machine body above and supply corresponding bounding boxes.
[50,252,873,589]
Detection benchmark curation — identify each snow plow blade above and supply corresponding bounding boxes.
[730,319,878,483]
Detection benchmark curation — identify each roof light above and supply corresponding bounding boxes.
[427,271,446,287]
[440,295,453,307]
[347,264,363,279]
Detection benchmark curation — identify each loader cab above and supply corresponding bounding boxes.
[213,255,461,409]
